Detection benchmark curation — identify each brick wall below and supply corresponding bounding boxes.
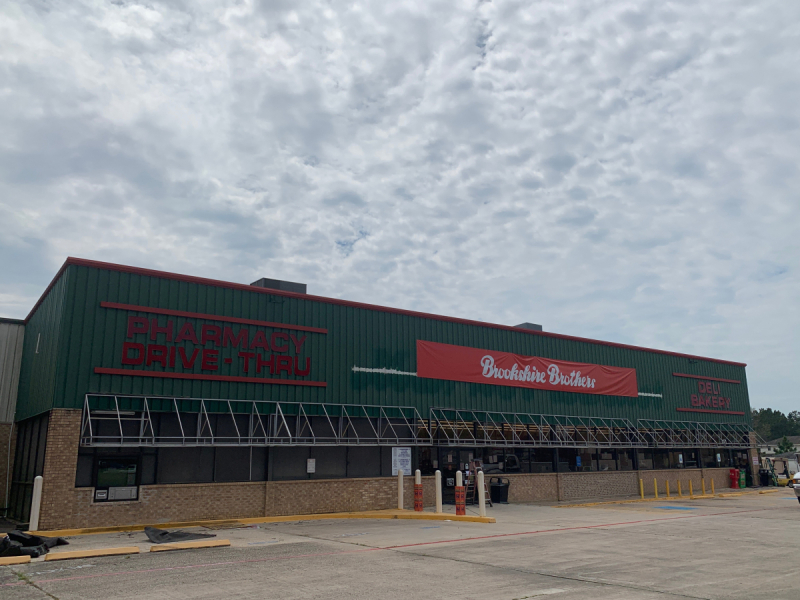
[0,422,15,511]
[264,475,435,516]
[39,409,82,530]
[499,473,559,502]
[637,467,734,497]
[558,471,639,500]
[31,409,758,530]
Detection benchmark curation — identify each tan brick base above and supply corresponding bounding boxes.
[31,410,756,530]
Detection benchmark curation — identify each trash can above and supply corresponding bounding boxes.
[739,469,746,488]
[490,477,510,503]
[759,469,771,487]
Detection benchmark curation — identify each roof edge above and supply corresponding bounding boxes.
[0,317,25,325]
[26,257,747,368]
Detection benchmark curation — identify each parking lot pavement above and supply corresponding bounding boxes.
[2,490,798,600]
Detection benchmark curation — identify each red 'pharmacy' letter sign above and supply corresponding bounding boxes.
[416,340,638,397]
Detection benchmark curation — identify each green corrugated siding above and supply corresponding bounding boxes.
[15,270,70,420]
[18,263,752,424]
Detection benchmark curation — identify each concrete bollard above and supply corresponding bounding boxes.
[702,478,706,496]
[455,471,465,516]
[29,475,43,532]
[435,470,443,514]
[397,470,404,510]
[689,480,694,498]
[666,480,670,498]
[677,480,682,497]
[711,479,715,495]
[654,478,658,499]
[477,470,486,517]
[414,469,423,512]
[639,478,644,499]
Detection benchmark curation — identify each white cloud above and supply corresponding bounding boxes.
[1,0,798,411]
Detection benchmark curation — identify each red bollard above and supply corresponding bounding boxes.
[455,486,466,516]
[414,484,423,511]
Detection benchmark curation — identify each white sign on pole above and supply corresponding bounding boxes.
[392,447,412,476]
[307,458,316,474]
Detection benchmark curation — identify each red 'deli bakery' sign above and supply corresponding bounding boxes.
[416,341,638,397]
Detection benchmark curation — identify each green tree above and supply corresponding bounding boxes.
[752,408,800,440]
[775,436,797,454]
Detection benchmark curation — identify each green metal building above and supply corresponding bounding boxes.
[6,258,757,523]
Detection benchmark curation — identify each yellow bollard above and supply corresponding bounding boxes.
[677,480,682,497]
[639,478,644,499]
[689,480,694,498]
[702,478,706,496]
[666,481,670,498]
[654,478,658,499]
[711,479,715,495]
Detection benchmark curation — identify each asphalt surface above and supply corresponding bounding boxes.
[2,490,798,599]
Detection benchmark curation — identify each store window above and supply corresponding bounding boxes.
[683,450,700,468]
[530,448,554,473]
[96,458,138,488]
[637,450,654,470]
[558,448,596,471]
[669,451,685,468]
[597,450,617,471]
[700,449,717,468]
[617,449,634,471]
[95,457,139,502]
[653,450,670,470]
[715,449,733,467]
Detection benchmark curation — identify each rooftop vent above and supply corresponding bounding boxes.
[250,278,307,294]
[514,322,543,332]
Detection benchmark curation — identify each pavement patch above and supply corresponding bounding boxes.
[654,506,698,510]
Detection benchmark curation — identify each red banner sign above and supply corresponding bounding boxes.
[416,341,638,397]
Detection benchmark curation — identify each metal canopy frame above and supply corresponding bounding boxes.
[80,395,756,449]
[428,408,754,448]
[81,395,432,447]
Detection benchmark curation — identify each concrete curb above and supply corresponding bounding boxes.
[44,546,140,561]
[30,509,494,538]
[555,489,773,508]
[0,556,31,565]
[150,539,231,552]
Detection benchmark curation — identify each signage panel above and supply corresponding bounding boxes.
[416,341,638,397]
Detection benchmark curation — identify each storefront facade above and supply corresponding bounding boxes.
[6,258,757,529]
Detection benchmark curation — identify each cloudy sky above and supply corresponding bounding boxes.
[1,0,798,412]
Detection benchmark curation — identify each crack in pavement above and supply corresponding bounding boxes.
[10,568,61,600]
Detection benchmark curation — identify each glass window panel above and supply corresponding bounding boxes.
[598,450,617,471]
[637,451,654,470]
[96,458,138,487]
[618,450,634,471]
[531,448,553,473]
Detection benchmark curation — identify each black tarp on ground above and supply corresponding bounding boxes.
[0,531,69,558]
[144,526,217,544]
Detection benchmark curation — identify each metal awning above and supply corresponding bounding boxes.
[80,395,757,449]
[81,395,431,447]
